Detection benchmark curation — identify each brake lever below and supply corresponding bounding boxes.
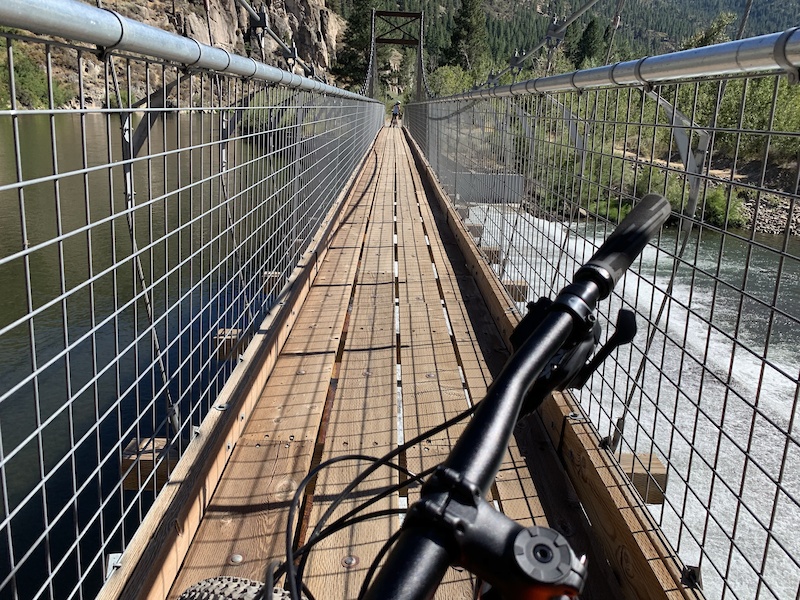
[567,309,637,390]
[512,303,638,420]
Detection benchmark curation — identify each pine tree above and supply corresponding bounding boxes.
[682,12,736,49]
[562,21,583,66]
[575,17,604,67]
[445,0,490,72]
[332,0,374,88]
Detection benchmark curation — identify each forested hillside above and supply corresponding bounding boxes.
[330,0,798,89]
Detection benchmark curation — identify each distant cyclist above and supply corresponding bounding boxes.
[391,101,400,127]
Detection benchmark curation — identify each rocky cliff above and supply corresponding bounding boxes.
[100,0,341,74]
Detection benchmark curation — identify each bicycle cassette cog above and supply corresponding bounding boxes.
[178,576,308,600]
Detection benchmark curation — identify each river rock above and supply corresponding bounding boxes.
[740,196,800,236]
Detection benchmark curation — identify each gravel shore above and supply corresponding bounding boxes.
[740,196,800,236]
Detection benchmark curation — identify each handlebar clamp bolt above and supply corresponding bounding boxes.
[513,527,572,584]
[533,544,554,563]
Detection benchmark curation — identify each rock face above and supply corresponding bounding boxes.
[54,0,343,106]
[106,0,340,72]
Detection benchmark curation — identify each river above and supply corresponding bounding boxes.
[475,203,800,599]
[0,111,288,600]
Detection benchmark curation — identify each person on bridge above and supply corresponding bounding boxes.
[391,101,401,127]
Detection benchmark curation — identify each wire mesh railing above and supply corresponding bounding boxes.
[407,29,800,600]
[0,4,383,599]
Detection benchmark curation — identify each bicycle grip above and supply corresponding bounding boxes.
[574,194,671,299]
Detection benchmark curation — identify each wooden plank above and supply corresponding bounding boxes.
[281,286,350,355]
[318,245,364,285]
[301,138,399,598]
[242,353,335,443]
[169,440,312,595]
[392,142,476,599]
[301,359,396,595]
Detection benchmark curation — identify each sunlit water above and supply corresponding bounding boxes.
[474,203,800,599]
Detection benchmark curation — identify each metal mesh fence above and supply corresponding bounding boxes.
[0,22,382,600]
[407,42,800,600]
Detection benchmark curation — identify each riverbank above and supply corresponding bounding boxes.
[741,195,800,236]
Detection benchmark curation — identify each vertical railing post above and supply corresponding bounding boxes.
[291,97,305,260]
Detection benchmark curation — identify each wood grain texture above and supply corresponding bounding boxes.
[170,440,312,588]
[302,131,398,599]
[162,135,383,600]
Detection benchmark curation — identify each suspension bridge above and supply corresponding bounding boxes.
[0,1,799,599]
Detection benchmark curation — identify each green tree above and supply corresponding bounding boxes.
[427,65,472,95]
[332,0,374,89]
[562,21,583,66]
[682,11,736,49]
[445,0,490,72]
[0,33,73,109]
[574,18,604,67]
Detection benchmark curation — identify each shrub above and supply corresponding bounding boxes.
[0,34,74,108]
[701,186,746,229]
[586,199,630,222]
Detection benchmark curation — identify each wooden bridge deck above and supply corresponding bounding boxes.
[165,128,618,599]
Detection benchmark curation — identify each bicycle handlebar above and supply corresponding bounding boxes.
[575,194,671,299]
[363,194,671,600]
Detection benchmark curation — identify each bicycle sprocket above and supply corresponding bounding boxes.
[178,576,306,600]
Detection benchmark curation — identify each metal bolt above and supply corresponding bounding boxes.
[341,555,359,568]
[533,544,553,563]
[229,553,244,564]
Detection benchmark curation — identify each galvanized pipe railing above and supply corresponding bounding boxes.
[0,0,365,97]
[451,26,800,98]
[0,5,382,599]
[407,27,800,600]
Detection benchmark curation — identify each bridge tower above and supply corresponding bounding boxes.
[368,10,426,102]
